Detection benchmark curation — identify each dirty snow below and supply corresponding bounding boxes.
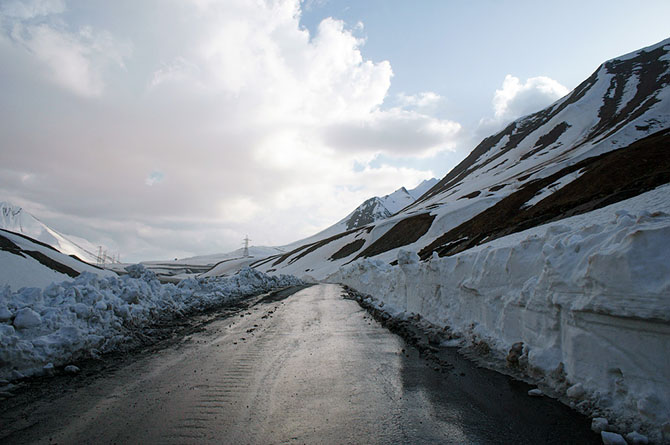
[0,265,302,381]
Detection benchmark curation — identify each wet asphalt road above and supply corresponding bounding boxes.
[0,284,599,444]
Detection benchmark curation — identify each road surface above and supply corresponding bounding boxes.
[0,284,599,444]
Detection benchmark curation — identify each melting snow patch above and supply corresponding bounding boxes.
[522,169,585,208]
[617,73,640,115]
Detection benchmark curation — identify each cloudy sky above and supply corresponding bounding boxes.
[1,0,669,262]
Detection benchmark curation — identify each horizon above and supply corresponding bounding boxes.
[1,0,669,262]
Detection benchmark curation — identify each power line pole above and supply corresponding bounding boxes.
[243,235,250,258]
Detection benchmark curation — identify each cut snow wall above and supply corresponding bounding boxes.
[329,186,670,438]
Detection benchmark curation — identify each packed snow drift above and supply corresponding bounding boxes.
[0,265,302,381]
[329,184,670,441]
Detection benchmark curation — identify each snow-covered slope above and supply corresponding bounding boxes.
[0,229,117,290]
[251,38,670,280]
[0,202,101,264]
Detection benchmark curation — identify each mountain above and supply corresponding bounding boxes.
[0,202,102,264]
[0,229,117,290]
[245,38,670,280]
[340,178,438,231]
[283,178,439,251]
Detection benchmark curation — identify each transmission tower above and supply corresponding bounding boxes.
[243,235,250,258]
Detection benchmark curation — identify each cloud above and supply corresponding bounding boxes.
[322,108,461,157]
[476,74,569,138]
[1,3,129,97]
[492,74,569,121]
[0,0,456,261]
[149,57,201,89]
[397,91,442,109]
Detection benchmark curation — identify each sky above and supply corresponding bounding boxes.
[1,0,669,262]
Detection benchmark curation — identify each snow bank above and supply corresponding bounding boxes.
[0,265,302,380]
[329,185,670,440]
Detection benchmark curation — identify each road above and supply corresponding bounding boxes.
[0,284,599,444]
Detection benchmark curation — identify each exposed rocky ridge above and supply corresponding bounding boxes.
[344,196,393,230]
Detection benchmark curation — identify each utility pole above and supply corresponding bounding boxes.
[243,235,250,258]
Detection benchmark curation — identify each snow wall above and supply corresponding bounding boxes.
[329,187,670,440]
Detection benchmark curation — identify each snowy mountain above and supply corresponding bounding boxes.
[0,229,117,290]
[282,178,439,251]
[248,38,670,279]
[340,178,438,230]
[0,202,102,264]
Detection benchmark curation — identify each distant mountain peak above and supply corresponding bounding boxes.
[342,178,438,230]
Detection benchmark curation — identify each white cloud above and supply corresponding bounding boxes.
[1,4,129,97]
[150,57,201,89]
[492,74,569,121]
[475,74,570,138]
[217,197,261,224]
[397,91,442,109]
[322,108,461,157]
[0,0,458,261]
